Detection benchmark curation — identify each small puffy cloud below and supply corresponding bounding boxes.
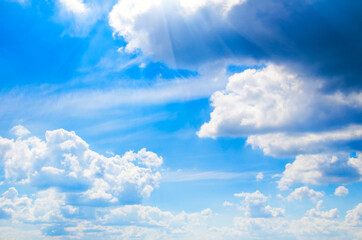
[278,154,361,190]
[223,201,234,207]
[305,200,339,219]
[234,190,284,218]
[58,0,89,15]
[256,172,263,181]
[334,186,349,197]
[345,203,362,226]
[0,126,163,204]
[10,125,31,138]
[287,186,324,202]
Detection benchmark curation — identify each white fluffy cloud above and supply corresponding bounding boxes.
[213,212,361,240]
[234,190,285,218]
[198,65,362,138]
[256,172,263,181]
[0,126,163,204]
[334,186,349,197]
[109,0,247,60]
[286,186,324,202]
[0,187,74,223]
[345,203,362,226]
[58,0,89,15]
[348,152,362,176]
[1,184,361,239]
[198,64,362,189]
[102,204,212,230]
[305,200,339,219]
[0,186,215,239]
[278,153,361,190]
[10,125,31,138]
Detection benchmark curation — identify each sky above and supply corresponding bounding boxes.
[0,0,361,239]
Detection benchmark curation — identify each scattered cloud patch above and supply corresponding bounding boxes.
[305,200,339,219]
[199,64,362,189]
[10,125,31,138]
[223,201,234,207]
[286,186,324,202]
[256,172,263,181]
[234,190,284,218]
[334,186,349,197]
[58,0,89,15]
[345,203,362,226]
[278,154,361,190]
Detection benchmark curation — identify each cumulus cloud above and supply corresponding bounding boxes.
[0,126,173,237]
[1,185,361,239]
[345,203,362,226]
[305,200,339,219]
[198,65,362,138]
[348,152,362,176]
[216,215,355,240]
[10,125,31,138]
[58,0,89,15]
[197,64,361,189]
[278,154,361,190]
[256,172,263,181]
[101,204,212,228]
[0,186,216,239]
[286,186,324,202]
[221,202,361,240]
[0,126,163,204]
[108,0,362,90]
[234,190,284,218]
[109,0,248,63]
[334,186,349,197]
[0,187,74,223]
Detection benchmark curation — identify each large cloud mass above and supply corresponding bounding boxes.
[198,65,362,138]
[198,64,362,189]
[0,126,163,204]
[109,0,362,89]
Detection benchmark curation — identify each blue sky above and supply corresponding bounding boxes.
[0,0,361,239]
